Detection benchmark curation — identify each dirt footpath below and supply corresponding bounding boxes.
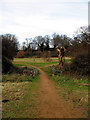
[14,62,84,118]
[38,68,83,118]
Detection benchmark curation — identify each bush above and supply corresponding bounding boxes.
[16,50,25,58]
[2,56,14,74]
[2,56,23,74]
[2,34,19,73]
[70,54,88,76]
[2,67,39,82]
[49,53,89,76]
[2,56,22,74]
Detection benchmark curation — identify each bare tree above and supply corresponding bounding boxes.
[34,36,45,52]
[2,34,19,60]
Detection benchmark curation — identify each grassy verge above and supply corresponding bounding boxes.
[41,67,88,117]
[2,71,40,118]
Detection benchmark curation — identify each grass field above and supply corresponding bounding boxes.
[2,69,40,118]
[2,57,88,118]
[14,57,71,63]
[13,57,71,67]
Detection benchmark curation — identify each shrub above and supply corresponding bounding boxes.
[2,56,14,74]
[70,54,88,76]
[2,34,19,73]
[2,56,23,74]
[16,50,25,58]
[2,67,39,82]
[62,53,88,76]
[49,53,88,76]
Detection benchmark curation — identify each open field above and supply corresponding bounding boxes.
[13,57,71,67]
[14,57,71,63]
[2,57,88,118]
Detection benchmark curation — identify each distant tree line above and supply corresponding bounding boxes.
[1,26,89,74]
[1,26,89,58]
[16,26,88,58]
[1,26,89,66]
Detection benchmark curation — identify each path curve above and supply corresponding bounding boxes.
[14,62,83,118]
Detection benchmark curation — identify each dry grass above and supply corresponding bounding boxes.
[2,78,40,118]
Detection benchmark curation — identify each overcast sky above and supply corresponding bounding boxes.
[0,0,89,44]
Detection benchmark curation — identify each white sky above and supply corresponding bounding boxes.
[0,0,89,44]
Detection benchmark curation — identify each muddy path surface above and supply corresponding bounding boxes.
[14,62,84,118]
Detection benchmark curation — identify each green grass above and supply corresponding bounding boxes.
[42,67,88,91]
[13,57,71,67]
[63,58,71,63]
[2,74,40,118]
[14,63,27,67]
[2,73,39,83]
[13,61,58,67]
[41,67,88,117]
